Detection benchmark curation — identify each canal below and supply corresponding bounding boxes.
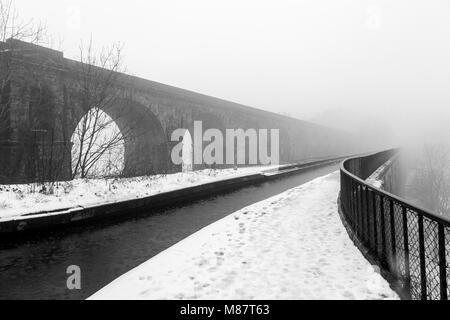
[0,164,339,300]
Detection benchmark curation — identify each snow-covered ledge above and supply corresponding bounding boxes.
[365,153,401,193]
[0,157,346,235]
[0,167,277,221]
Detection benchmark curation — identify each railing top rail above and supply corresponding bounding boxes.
[340,150,450,226]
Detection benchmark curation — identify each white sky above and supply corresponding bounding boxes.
[12,0,450,143]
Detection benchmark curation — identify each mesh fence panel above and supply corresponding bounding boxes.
[340,150,450,300]
[383,198,392,269]
[375,194,383,259]
[423,217,440,300]
[406,210,422,299]
[393,202,405,278]
[445,227,450,299]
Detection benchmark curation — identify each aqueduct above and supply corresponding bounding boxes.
[0,39,361,183]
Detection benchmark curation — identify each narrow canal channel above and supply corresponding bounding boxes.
[0,164,339,300]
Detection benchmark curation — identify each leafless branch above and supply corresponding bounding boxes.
[70,38,134,179]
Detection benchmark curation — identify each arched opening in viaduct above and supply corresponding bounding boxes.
[70,98,168,178]
[71,108,125,178]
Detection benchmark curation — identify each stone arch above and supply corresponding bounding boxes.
[71,97,168,177]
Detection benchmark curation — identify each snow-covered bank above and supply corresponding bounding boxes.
[0,166,276,220]
[89,171,398,300]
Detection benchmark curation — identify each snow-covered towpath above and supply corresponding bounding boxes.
[89,171,398,300]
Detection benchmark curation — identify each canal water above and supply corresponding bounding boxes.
[0,164,339,300]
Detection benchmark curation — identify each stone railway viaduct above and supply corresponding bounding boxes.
[0,39,360,183]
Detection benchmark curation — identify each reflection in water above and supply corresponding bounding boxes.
[0,164,338,300]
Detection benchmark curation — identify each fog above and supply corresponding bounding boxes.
[12,0,450,148]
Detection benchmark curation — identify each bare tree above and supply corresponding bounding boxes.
[408,143,450,216]
[1,0,46,131]
[71,107,125,178]
[0,0,48,183]
[0,0,45,43]
[70,39,132,179]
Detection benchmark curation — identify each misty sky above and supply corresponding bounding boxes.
[12,0,450,144]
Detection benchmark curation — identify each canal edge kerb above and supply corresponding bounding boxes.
[0,157,347,236]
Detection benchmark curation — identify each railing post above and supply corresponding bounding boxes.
[389,199,397,276]
[438,224,448,300]
[418,215,427,300]
[402,206,411,298]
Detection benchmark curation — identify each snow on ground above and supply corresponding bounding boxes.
[0,166,277,220]
[89,171,398,300]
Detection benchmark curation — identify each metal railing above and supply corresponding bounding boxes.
[340,149,450,300]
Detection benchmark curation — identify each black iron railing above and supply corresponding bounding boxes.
[340,149,450,300]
